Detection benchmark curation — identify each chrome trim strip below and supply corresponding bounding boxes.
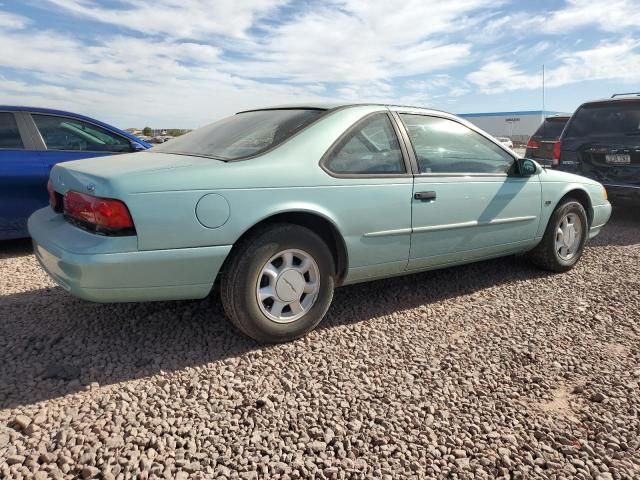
[364,216,537,237]
[413,215,537,234]
[604,184,640,190]
[415,173,509,178]
[363,227,412,238]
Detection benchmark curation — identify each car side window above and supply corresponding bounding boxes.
[32,114,132,153]
[400,114,514,174]
[324,113,405,175]
[0,112,24,149]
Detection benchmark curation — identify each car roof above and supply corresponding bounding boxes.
[0,105,150,146]
[237,102,451,116]
[579,96,640,107]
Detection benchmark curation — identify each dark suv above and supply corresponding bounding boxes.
[556,94,640,202]
[525,114,570,166]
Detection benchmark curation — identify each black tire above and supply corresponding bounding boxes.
[528,198,589,272]
[220,223,335,343]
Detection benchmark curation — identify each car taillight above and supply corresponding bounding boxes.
[526,138,540,149]
[47,180,57,209]
[63,191,135,235]
[552,140,562,166]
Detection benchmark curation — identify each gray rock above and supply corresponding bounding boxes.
[6,454,26,465]
[81,466,100,479]
[309,440,327,453]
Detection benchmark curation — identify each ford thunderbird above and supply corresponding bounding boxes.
[29,104,612,342]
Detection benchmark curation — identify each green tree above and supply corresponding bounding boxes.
[142,126,152,136]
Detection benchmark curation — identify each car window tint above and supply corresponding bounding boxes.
[153,109,324,160]
[533,118,568,138]
[0,112,24,149]
[32,114,131,152]
[564,103,640,137]
[325,114,405,174]
[400,114,514,174]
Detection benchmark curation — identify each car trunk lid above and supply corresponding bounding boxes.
[49,152,224,196]
[535,139,557,161]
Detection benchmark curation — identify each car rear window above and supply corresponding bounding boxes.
[533,118,568,138]
[152,109,325,160]
[564,102,640,137]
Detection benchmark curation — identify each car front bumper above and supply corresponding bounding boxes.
[28,207,232,303]
[588,202,612,240]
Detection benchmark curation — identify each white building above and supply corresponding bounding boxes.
[459,110,565,144]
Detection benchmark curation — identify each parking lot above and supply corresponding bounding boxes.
[0,208,639,479]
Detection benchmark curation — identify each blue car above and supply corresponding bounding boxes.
[0,106,151,239]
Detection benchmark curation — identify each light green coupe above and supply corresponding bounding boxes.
[29,104,612,342]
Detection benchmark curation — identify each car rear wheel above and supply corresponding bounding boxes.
[221,223,335,343]
[528,198,588,272]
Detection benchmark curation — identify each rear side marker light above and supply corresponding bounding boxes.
[47,180,57,209]
[63,191,135,235]
[48,180,64,213]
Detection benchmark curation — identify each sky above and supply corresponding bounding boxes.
[1,0,639,129]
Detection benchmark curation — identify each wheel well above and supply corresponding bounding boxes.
[228,212,348,285]
[561,189,593,226]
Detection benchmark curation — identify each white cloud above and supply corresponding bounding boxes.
[46,0,285,39]
[0,12,327,127]
[0,10,28,29]
[3,0,640,125]
[466,60,540,94]
[223,0,492,83]
[543,0,640,33]
[546,39,640,86]
[0,0,499,126]
[467,39,640,94]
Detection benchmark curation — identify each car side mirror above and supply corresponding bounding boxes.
[517,158,539,176]
[130,141,146,152]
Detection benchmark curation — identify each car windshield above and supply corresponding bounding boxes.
[152,109,325,160]
[533,118,568,138]
[564,103,640,137]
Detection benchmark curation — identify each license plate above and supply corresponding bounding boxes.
[605,154,630,164]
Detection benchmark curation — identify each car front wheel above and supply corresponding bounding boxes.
[528,197,589,272]
[221,223,335,342]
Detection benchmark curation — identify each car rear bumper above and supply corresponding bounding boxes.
[589,202,612,239]
[28,207,231,303]
[603,184,640,203]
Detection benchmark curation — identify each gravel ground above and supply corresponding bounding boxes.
[1,207,639,479]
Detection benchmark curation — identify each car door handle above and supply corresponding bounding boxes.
[414,191,436,201]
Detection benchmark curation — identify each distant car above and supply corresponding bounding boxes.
[525,114,571,166]
[30,103,611,343]
[0,106,151,239]
[496,137,514,149]
[555,94,640,202]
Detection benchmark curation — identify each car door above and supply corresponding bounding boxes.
[396,113,542,271]
[0,111,48,239]
[30,113,136,174]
